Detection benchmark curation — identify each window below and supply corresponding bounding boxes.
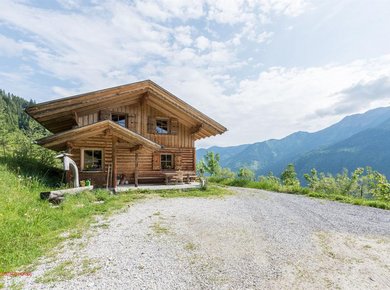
[161,154,173,170]
[111,113,127,128]
[83,149,103,171]
[156,119,169,134]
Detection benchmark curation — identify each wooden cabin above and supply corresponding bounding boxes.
[26,80,227,187]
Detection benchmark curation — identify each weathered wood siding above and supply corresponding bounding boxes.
[77,103,194,148]
[68,131,196,187]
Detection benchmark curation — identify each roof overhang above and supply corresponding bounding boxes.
[26,80,227,140]
[37,120,162,152]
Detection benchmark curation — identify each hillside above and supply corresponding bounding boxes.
[295,121,390,178]
[197,107,390,178]
[0,89,59,183]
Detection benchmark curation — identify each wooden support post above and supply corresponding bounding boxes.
[73,111,79,127]
[112,136,117,188]
[193,148,196,171]
[140,94,148,135]
[135,153,139,187]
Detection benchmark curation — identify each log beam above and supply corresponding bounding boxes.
[112,136,118,188]
[129,144,143,153]
[190,124,203,135]
[66,142,74,154]
[134,152,139,187]
[140,94,148,135]
[73,111,79,127]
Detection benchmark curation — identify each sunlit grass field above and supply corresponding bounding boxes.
[0,163,229,274]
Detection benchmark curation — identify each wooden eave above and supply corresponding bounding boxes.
[37,120,162,152]
[26,80,227,138]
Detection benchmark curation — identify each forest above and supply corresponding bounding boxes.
[0,89,61,185]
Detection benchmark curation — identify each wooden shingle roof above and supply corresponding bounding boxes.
[26,80,227,140]
[37,120,162,151]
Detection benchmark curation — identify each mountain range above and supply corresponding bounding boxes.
[197,107,390,179]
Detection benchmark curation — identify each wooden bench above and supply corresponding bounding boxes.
[183,172,197,183]
[129,170,198,187]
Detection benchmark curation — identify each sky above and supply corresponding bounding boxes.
[0,0,390,148]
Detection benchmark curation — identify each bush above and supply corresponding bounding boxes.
[257,174,282,191]
[237,167,255,181]
[304,167,390,201]
[216,167,236,179]
[280,164,300,187]
[207,164,389,209]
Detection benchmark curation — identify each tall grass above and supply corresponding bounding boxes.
[209,176,390,210]
[0,163,146,273]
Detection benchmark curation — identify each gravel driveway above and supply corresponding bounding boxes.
[14,187,390,289]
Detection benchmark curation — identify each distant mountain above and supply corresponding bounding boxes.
[196,143,249,166]
[197,107,390,178]
[295,118,390,178]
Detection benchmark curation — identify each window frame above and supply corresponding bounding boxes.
[81,148,104,172]
[160,153,174,170]
[155,118,169,135]
[111,112,128,128]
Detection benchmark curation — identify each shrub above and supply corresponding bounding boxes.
[216,167,236,179]
[280,164,300,187]
[237,167,255,181]
[258,174,282,191]
[198,152,221,176]
[369,171,390,202]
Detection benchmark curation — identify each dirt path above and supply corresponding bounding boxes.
[9,188,390,289]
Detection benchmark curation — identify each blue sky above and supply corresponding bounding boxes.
[1,0,390,148]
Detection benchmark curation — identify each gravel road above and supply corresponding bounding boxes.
[12,187,390,289]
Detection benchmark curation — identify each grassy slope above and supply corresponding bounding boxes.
[0,163,229,273]
[0,163,147,273]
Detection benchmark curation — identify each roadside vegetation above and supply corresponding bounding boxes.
[198,152,390,210]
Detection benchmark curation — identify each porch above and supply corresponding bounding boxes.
[114,181,200,193]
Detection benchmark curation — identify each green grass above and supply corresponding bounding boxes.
[156,185,232,198]
[150,221,169,235]
[35,258,101,284]
[35,261,75,283]
[184,242,197,251]
[306,191,390,209]
[0,163,146,273]
[210,178,390,210]
[0,163,231,273]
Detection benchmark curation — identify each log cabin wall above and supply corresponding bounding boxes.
[77,103,194,148]
[69,132,112,186]
[145,106,194,148]
[70,105,195,186]
[28,81,227,187]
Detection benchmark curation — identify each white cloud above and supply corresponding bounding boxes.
[259,0,311,17]
[173,26,194,47]
[6,0,390,150]
[134,0,205,21]
[207,0,252,24]
[0,34,40,57]
[205,55,390,147]
[56,0,82,10]
[195,36,210,51]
